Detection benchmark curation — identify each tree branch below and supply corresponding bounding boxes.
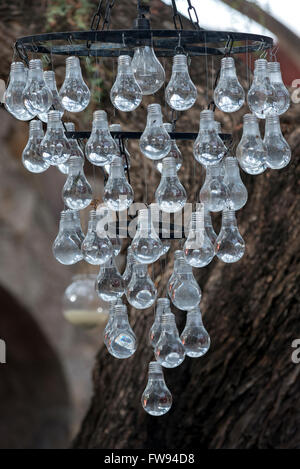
[219,0,300,72]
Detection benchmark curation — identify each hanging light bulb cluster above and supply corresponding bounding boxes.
[6,0,291,416]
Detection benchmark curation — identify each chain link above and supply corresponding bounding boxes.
[171,0,183,30]
[101,0,116,30]
[186,0,200,30]
[90,0,104,30]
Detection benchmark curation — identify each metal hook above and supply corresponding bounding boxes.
[175,31,185,55]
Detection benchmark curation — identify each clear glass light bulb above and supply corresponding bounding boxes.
[203,205,217,246]
[52,210,83,265]
[4,62,34,120]
[154,312,186,368]
[126,263,157,309]
[215,209,245,263]
[62,155,93,210]
[96,256,125,302]
[122,246,138,287]
[72,210,85,244]
[165,54,197,111]
[224,156,248,210]
[169,257,202,311]
[236,113,267,175]
[57,122,84,175]
[131,208,163,264]
[40,110,70,166]
[200,162,228,212]
[247,59,276,119]
[132,46,165,95]
[63,274,109,329]
[22,119,50,173]
[140,104,171,160]
[167,250,184,296]
[155,123,183,173]
[86,110,120,166]
[264,115,291,169]
[180,307,210,358]
[81,209,113,265]
[267,62,290,116]
[59,56,90,112]
[149,298,170,349]
[23,59,52,114]
[150,203,171,256]
[110,55,142,112]
[184,209,215,268]
[38,70,64,122]
[105,124,131,174]
[109,304,137,359]
[155,157,187,213]
[194,110,226,166]
[214,57,245,113]
[103,156,134,211]
[141,361,172,416]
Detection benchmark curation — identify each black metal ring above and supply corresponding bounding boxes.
[15,29,273,58]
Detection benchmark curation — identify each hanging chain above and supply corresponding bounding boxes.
[171,0,183,30]
[101,0,116,30]
[90,0,104,30]
[186,0,200,30]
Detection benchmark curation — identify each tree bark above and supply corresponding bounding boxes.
[73,2,300,450]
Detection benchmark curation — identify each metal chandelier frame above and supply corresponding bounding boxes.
[14,0,273,143]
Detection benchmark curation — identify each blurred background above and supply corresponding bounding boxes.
[0,0,299,449]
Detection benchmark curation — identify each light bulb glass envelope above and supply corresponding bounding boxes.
[236,113,267,175]
[154,312,186,368]
[131,208,163,264]
[165,54,197,111]
[140,104,171,160]
[200,161,228,212]
[126,264,157,310]
[184,209,215,268]
[62,155,93,210]
[214,57,245,113]
[81,209,113,265]
[63,274,109,329]
[59,56,90,112]
[180,307,210,358]
[86,110,120,166]
[132,46,165,95]
[96,257,125,303]
[215,209,245,263]
[194,110,226,167]
[40,110,70,166]
[155,157,187,213]
[109,304,137,359]
[247,59,276,119]
[103,156,134,211]
[110,55,142,112]
[22,119,49,173]
[22,59,53,114]
[52,210,83,265]
[4,62,34,121]
[141,361,172,416]
[264,115,291,170]
[224,156,248,210]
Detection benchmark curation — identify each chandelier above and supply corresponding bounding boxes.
[5,0,291,417]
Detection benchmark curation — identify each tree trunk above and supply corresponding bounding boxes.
[73,2,300,449]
